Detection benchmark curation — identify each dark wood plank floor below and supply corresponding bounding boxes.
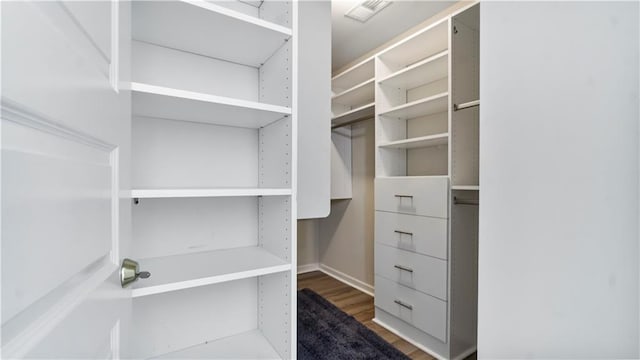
[297,271,437,360]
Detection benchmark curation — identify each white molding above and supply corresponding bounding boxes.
[297,263,319,274]
[373,317,447,360]
[318,264,374,296]
[1,99,114,151]
[453,347,477,360]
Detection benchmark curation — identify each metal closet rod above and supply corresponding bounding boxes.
[453,99,480,111]
[453,196,479,206]
[331,116,374,130]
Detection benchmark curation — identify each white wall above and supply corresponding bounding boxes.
[478,2,639,358]
[316,120,375,292]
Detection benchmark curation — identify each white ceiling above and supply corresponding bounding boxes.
[331,0,455,71]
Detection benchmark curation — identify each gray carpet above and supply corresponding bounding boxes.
[297,288,410,360]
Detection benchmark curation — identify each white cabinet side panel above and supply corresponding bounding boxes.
[297,1,331,218]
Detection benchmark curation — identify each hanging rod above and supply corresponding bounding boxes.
[453,99,480,111]
[331,116,374,130]
[453,196,478,206]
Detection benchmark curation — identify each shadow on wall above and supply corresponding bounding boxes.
[316,119,376,286]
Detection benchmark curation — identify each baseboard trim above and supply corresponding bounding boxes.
[453,347,477,360]
[318,264,374,296]
[373,317,446,360]
[372,317,476,360]
[297,263,320,274]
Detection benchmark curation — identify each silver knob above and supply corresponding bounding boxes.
[120,258,151,288]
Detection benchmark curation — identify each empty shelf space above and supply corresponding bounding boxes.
[378,20,448,71]
[332,78,375,106]
[131,246,291,298]
[331,102,375,128]
[379,133,449,149]
[379,92,448,121]
[131,188,292,199]
[452,185,479,191]
[378,50,448,90]
[131,83,291,128]
[332,57,375,91]
[132,1,291,67]
[153,330,281,359]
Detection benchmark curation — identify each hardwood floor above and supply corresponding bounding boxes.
[297,271,437,360]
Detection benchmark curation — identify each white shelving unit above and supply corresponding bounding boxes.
[330,56,376,200]
[131,83,291,129]
[132,246,291,298]
[153,330,281,359]
[378,133,449,149]
[373,4,479,360]
[131,188,291,199]
[130,1,297,359]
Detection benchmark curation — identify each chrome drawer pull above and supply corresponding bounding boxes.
[394,264,414,273]
[394,300,413,310]
[394,230,413,236]
[394,194,413,199]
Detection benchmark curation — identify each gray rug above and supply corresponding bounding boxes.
[297,288,410,360]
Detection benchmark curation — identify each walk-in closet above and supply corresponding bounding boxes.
[3,1,639,359]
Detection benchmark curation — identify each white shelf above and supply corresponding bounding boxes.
[331,102,375,127]
[332,57,375,91]
[131,246,291,298]
[452,185,479,191]
[378,19,449,69]
[131,83,291,128]
[379,50,448,90]
[379,92,449,121]
[379,133,449,149]
[332,78,375,106]
[153,330,281,359]
[132,1,291,67]
[131,188,292,199]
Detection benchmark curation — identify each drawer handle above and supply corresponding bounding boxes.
[394,264,414,273]
[394,230,413,236]
[394,194,414,199]
[394,299,413,310]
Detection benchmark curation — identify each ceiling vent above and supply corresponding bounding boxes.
[345,0,392,23]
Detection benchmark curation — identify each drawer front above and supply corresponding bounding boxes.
[375,276,447,342]
[375,244,447,300]
[375,177,448,218]
[375,211,448,259]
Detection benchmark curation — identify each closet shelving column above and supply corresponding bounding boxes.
[330,57,375,200]
[373,4,479,360]
[129,1,296,359]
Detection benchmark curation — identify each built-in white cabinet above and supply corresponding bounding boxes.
[130,1,296,358]
[373,3,479,359]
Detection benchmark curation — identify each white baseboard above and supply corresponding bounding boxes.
[373,317,447,360]
[318,263,374,296]
[297,263,320,274]
[372,317,476,360]
[453,347,477,360]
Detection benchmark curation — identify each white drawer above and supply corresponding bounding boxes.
[375,244,447,300]
[375,211,448,259]
[375,275,447,342]
[375,177,448,218]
